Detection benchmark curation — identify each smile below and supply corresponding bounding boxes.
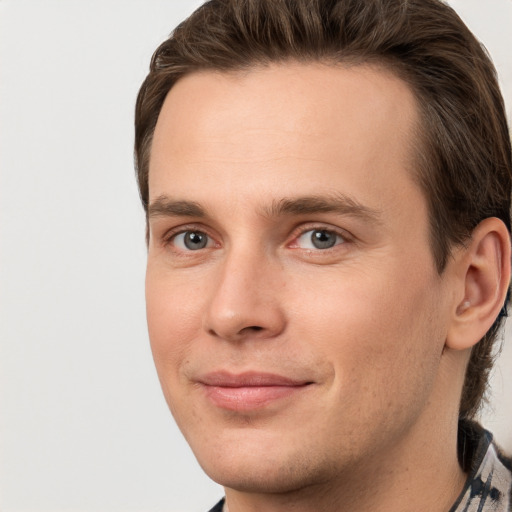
[198,371,313,412]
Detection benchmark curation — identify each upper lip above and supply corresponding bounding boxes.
[198,371,311,387]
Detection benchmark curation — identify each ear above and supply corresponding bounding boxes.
[446,217,511,351]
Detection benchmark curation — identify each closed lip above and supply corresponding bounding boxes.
[196,371,313,411]
[197,371,312,387]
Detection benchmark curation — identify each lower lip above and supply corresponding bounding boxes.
[203,384,309,411]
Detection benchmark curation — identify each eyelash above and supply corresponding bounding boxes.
[162,224,217,252]
[162,224,352,253]
[288,224,351,252]
[288,227,348,252]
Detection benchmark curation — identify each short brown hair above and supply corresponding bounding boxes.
[134,0,512,419]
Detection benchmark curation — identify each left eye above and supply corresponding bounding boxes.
[296,229,344,250]
[172,230,212,251]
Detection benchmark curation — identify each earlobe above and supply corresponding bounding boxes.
[446,218,511,351]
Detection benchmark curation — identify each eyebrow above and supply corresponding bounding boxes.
[147,193,382,223]
[148,196,207,219]
[262,194,382,223]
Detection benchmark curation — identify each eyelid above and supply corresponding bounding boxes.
[162,223,219,248]
[158,221,353,252]
[287,223,353,248]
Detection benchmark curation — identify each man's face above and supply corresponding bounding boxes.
[146,63,454,492]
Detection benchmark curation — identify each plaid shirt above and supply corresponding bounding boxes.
[208,423,512,512]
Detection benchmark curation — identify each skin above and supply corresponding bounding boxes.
[145,63,509,512]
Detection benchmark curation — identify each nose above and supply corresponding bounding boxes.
[203,248,286,343]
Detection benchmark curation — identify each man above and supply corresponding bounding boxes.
[134,0,512,510]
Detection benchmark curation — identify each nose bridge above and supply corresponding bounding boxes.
[204,241,285,341]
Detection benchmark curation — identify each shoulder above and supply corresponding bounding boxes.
[451,421,512,511]
[207,497,225,512]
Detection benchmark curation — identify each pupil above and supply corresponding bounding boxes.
[311,230,336,249]
[185,232,207,250]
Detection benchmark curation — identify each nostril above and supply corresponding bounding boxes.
[207,325,264,339]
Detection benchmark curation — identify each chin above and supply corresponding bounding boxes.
[192,434,334,494]
[204,459,322,494]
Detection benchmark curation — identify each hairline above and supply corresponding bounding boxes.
[143,57,448,271]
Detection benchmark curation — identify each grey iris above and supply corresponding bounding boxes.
[184,231,208,250]
[311,230,337,249]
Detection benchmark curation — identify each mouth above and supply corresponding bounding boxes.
[197,371,313,412]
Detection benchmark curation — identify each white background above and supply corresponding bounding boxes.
[0,1,510,511]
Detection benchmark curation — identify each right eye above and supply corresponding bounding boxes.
[171,230,213,251]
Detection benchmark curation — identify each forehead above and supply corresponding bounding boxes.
[149,62,421,213]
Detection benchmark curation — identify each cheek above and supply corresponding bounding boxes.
[145,266,212,430]
[145,266,205,377]
[287,261,445,403]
